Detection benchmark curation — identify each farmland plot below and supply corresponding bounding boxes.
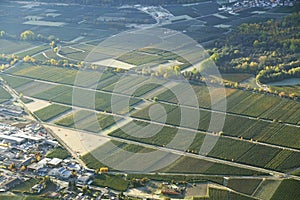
[0,39,38,54]
[270,179,300,200]
[6,63,115,87]
[0,86,12,104]
[33,104,71,122]
[55,110,121,133]
[161,156,263,176]
[16,44,50,58]
[227,178,262,195]
[1,74,33,88]
[276,152,300,172]
[237,145,281,168]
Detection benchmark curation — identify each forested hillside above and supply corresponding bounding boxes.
[210,12,300,84]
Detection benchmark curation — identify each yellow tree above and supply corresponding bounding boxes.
[20,30,35,40]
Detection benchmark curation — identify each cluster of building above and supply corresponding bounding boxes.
[0,122,122,199]
[161,182,185,196]
[0,104,24,119]
[0,123,56,191]
[134,5,174,24]
[219,0,295,13]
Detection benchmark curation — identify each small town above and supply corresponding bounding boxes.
[219,0,295,13]
[0,119,115,199]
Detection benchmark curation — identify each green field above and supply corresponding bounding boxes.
[109,119,299,171]
[92,174,129,191]
[203,187,256,200]
[237,145,280,168]
[227,178,262,195]
[46,146,70,159]
[155,85,300,125]
[270,85,300,97]
[81,141,154,170]
[270,179,300,200]
[131,102,300,149]
[81,152,107,170]
[276,152,300,172]
[59,44,94,61]
[253,179,282,200]
[1,74,33,88]
[221,73,253,83]
[161,156,264,176]
[12,178,39,193]
[33,104,71,122]
[0,86,12,103]
[109,120,182,147]
[55,110,122,133]
[16,44,50,58]
[0,39,39,54]
[117,48,191,69]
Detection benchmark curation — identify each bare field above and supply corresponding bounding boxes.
[25,98,51,112]
[93,58,136,69]
[44,124,111,156]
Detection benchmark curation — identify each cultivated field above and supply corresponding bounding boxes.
[0,86,12,104]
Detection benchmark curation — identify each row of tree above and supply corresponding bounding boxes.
[20,30,59,43]
[257,65,300,84]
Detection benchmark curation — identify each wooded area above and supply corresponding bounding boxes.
[210,12,300,84]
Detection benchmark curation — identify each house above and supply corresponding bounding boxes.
[11,133,42,143]
[77,175,91,185]
[21,156,35,166]
[47,158,62,167]
[49,167,72,179]
[0,134,25,145]
[27,158,51,171]
[67,162,81,171]
[161,188,181,195]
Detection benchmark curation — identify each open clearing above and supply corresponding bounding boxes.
[93,58,136,69]
[25,98,51,112]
